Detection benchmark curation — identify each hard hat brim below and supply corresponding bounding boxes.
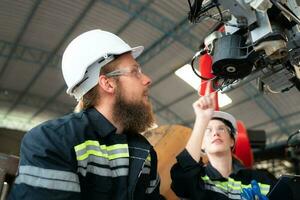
[212,111,237,131]
[66,45,144,99]
[130,46,144,59]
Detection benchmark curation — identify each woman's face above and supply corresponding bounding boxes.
[202,119,234,155]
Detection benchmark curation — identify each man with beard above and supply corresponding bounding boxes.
[8,30,162,200]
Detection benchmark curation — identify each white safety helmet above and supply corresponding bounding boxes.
[62,29,144,101]
[212,111,237,139]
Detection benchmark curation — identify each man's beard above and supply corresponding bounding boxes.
[112,86,155,134]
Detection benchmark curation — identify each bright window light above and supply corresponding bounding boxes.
[175,64,232,107]
[218,92,232,107]
[175,64,201,90]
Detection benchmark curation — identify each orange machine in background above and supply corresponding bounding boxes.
[144,125,194,199]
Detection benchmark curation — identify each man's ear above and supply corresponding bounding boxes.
[98,75,115,94]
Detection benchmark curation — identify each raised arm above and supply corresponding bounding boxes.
[186,81,216,162]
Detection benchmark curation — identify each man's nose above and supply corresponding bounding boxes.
[142,73,152,86]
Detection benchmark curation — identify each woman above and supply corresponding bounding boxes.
[170,82,276,200]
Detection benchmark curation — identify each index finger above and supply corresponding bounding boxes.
[205,81,211,96]
[210,91,216,109]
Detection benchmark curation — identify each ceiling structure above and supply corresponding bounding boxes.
[0,0,300,148]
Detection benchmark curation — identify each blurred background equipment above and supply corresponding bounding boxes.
[0,153,19,200]
[0,1,300,199]
[188,0,300,196]
[143,125,193,200]
[188,0,300,93]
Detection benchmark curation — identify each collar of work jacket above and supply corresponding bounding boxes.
[85,107,117,138]
[204,158,245,181]
[85,107,153,200]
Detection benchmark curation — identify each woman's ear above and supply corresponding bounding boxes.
[230,138,235,148]
[201,142,206,154]
[99,75,115,94]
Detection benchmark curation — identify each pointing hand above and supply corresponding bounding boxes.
[193,81,216,119]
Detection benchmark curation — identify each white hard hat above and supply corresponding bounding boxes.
[212,111,237,139]
[62,29,144,101]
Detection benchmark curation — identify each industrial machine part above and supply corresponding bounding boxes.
[188,0,300,93]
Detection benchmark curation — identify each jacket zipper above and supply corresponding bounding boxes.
[130,149,149,200]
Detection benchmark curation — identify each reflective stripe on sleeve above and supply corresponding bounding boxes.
[78,165,128,177]
[74,140,130,177]
[201,175,271,198]
[204,184,241,199]
[146,173,160,194]
[74,140,129,161]
[144,153,151,168]
[15,165,80,192]
[146,154,151,162]
[141,166,150,175]
[77,156,129,168]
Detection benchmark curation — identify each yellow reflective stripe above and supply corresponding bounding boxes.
[201,175,270,194]
[202,176,228,191]
[77,150,129,161]
[227,178,251,190]
[258,183,270,195]
[215,182,228,190]
[74,140,128,152]
[74,140,99,151]
[106,144,128,151]
[109,153,129,160]
[146,154,151,162]
[227,184,251,190]
[75,140,129,161]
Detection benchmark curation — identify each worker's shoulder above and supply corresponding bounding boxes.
[47,111,87,129]
[25,111,87,140]
[238,168,277,184]
[252,168,277,182]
